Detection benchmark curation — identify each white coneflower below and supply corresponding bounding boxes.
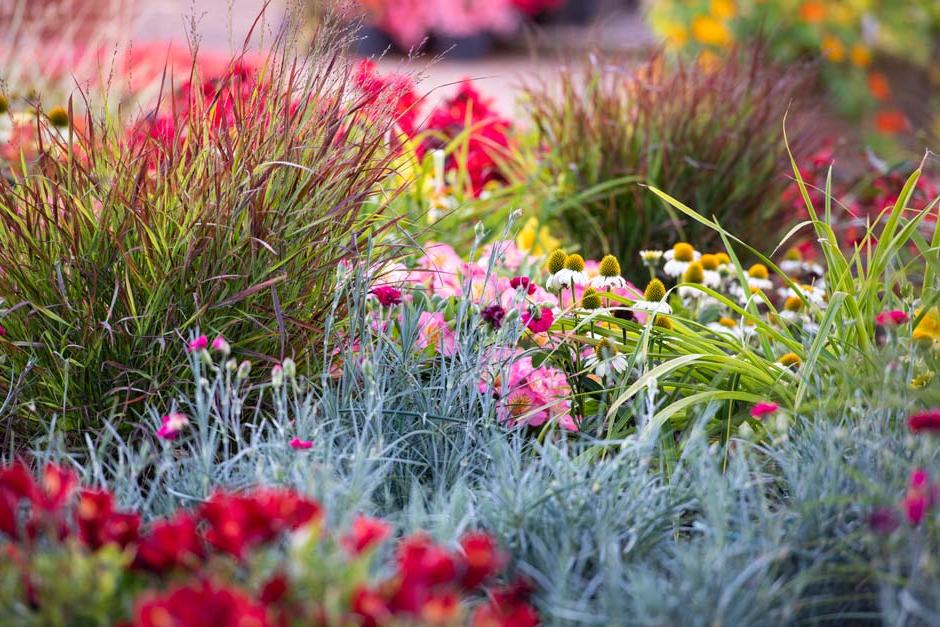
[745,264,774,291]
[551,254,588,290]
[631,279,672,315]
[639,249,664,267]
[544,249,568,291]
[584,338,628,380]
[707,316,751,340]
[590,254,627,290]
[778,283,827,309]
[697,254,723,288]
[779,247,824,277]
[677,261,706,299]
[662,242,700,277]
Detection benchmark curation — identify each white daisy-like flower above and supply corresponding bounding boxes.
[631,300,673,315]
[550,268,587,290]
[779,259,803,274]
[584,339,629,380]
[662,243,700,277]
[707,318,746,339]
[703,270,722,288]
[590,274,627,290]
[639,250,664,265]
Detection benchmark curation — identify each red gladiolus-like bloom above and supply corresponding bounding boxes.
[509,276,537,295]
[750,402,779,419]
[522,307,554,333]
[132,581,271,627]
[459,532,504,589]
[75,489,140,551]
[372,285,403,307]
[187,335,209,352]
[342,515,392,556]
[875,310,910,326]
[908,409,940,434]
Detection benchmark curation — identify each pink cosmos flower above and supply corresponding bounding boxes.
[875,310,910,326]
[908,409,940,434]
[156,412,189,440]
[750,402,779,419]
[522,307,554,333]
[289,437,313,450]
[187,335,209,352]
[416,311,457,356]
[371,285,403,307]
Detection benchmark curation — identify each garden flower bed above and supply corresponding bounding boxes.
[0,3,939,625]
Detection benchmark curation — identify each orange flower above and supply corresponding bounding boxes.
[692,15,732,47]
[821,35,846,62]
[799,1,825,24]
[875,109,909,135]
[850,44,872,68]
[867,72,891,101]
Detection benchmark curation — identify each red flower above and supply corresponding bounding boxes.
[134,513,204,573]
[342,515,392,556]
[509,276,537,295]
[132,581,270,627]
[459,532,504,589]
[187,335,209,352]
[371,285,403,307]
[75,489,140,550]
[909,409,940,434]
[875,109,909,135]
[0,460,38,503]
[351,585,391,627]
[259,573,289,606]
[902,469,932,526]
[0,488,18,540]
[522,307,554,334]
[750,402,779,420]
[471,579,539,627]
[289,437,314,450]
[875,310,910,326]
[421,591,460,624]
[34,463,77,513]
[200,489,322,558]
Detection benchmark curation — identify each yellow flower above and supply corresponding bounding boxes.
[662,22,689,48]
[516,217,560,257]
[692,15,732,47]
[913,307,940,347]
[710,0,736,19]
[821,35,846,62]
[911,371,934,390]
[850,44,872,68]
[778,352,802,368]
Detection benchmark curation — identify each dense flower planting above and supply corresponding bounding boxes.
[0,461,535,625]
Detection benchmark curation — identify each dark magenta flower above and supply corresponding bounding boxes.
[371,285,403,307]
[482,304,506,329]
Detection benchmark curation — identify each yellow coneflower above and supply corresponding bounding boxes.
[700,254,719,271]
[47,106,69,127]
[591,254,627,290]
[778,352,802,368]
[581,287,602,310]
[546,249,567,274]
[682,262,705,284]
[783,296,803,313]
[644,279,666,302]
[633,278,671,315]
[564,254,585,272]
[653,316,673,330]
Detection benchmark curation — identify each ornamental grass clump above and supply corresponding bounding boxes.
[0,19,403,435]
[522,46,815,267]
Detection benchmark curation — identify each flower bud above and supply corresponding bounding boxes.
[282,358,297,379]
[237,360,252,380]
[271,364,284,388]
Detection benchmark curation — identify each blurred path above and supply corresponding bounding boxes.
[134,0,653,117]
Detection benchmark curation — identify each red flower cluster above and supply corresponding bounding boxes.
[0,461,538,626]
[908,409,940,435]
[420,82,512,196]
[354,59,421,137]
